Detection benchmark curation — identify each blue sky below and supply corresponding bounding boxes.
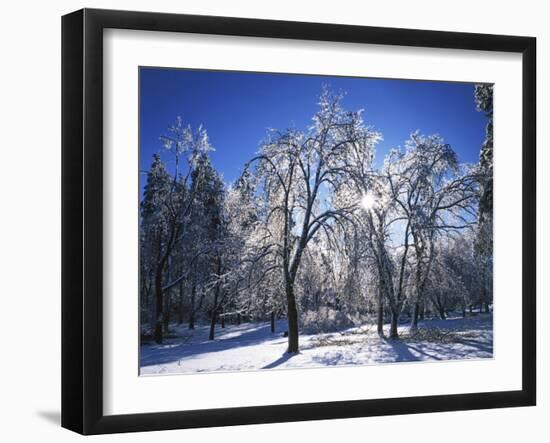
[140,67,488,191]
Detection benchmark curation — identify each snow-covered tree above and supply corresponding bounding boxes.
[384,132,478,331]
[141,118,216,343]
[426,233,480,319]
[474,84,494,312]
[140,154,171,334]
[246,87,381,352]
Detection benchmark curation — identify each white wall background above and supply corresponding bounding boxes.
[0,1,545,441]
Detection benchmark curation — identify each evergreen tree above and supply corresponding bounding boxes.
[474,84,494,312]
[140,154,171,335]
[141,154,170,224]
[189,154,226,339]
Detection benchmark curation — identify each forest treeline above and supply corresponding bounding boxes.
[140,85,493,353]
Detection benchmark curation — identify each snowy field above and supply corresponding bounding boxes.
[140,314,493,375]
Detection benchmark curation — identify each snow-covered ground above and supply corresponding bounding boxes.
[140,314,493,375]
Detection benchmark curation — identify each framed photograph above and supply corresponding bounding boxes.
[62,8,536,435]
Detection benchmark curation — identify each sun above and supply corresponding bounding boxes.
[360,193,376,211]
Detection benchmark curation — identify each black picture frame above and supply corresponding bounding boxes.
[61,8,536,435]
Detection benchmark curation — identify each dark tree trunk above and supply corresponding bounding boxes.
[270,311,275,333]
[433,295,446,320]
[208,258,222,341]
[479,263,488,313]
[177,281,184,325]
[188,284,196,329]
[377,285,384,337]
[163,293,170,333]
[154,267,164,344]
[209,290,218,341]
[411,301,420,331]
[390,310,399,339]
[285,282,299,353]
[221,316,225,328]
[209,308,217,341]
[152,220,178,344]
[237,313,241,325]
[410,259,422,331]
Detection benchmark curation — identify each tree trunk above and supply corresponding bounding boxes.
[152,223,178,344]
[411,259,422,331]
[377,285,384,337]
[438,306,446,320]
[163,293,170,333]
[481,263,490,314]
[153,267,163,344]
[177,281,184,325]
[209,309,217,341]
[285,281,299,353]
[188,284,196,330]
[390,310,399,339]
[411,301,420,331]
[237,313,241,325]
[209,291,219,341]
[149,282,156,335]
[209,259,222,341]
[221,316,225,328]
[270,311,275,333]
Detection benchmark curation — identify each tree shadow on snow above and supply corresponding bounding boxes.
[140,323,285,367]
[262,352,298,369]
[455,337,493,355]
[383,334,492,362]
[382,338,420,362]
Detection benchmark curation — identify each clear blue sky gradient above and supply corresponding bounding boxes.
[140,67,488,191]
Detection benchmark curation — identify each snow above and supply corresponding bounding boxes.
[140,314,493,375]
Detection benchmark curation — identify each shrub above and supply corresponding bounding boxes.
[299,307,363,334]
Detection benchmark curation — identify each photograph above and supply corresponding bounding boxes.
[138,67,494,376]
